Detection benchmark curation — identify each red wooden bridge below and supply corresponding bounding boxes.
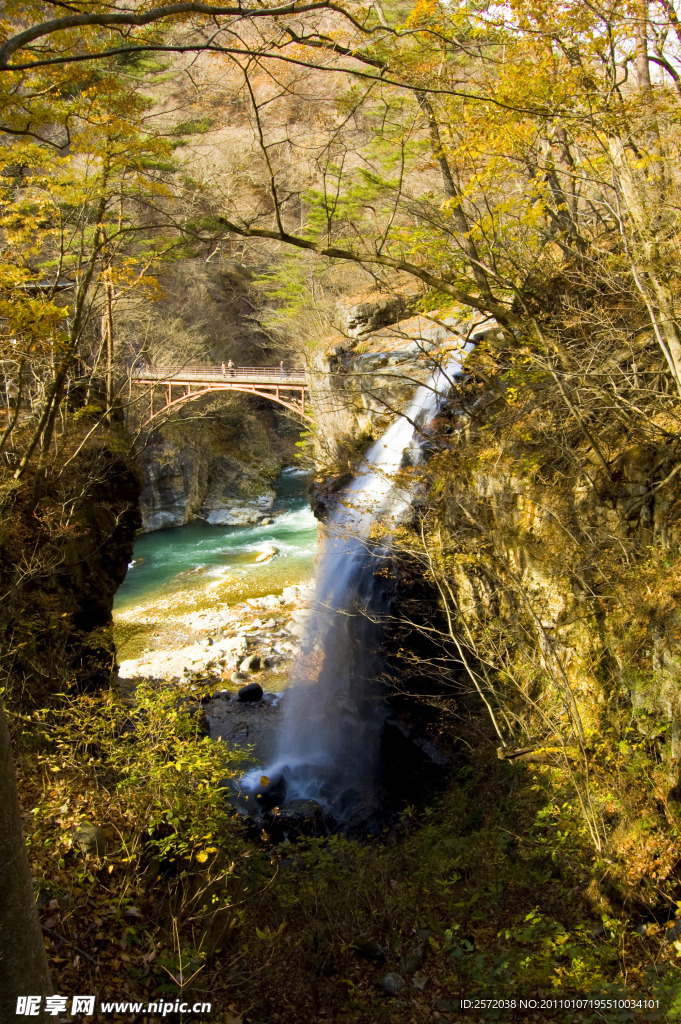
[131,364,312,426]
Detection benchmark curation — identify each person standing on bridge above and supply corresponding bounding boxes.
[221,361,226,377]
[228,359,235,377]
[279,360,285,379]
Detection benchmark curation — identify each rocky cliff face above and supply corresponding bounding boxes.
[137,399,298,532]
[0,432,141,702]
[306,304,681,898]
[342,293,421,339]
[138,435,277,532]
[391,337,681,823]
[309,296,481,515]
[312,309,443,449]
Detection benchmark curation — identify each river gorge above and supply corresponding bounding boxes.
[113,467,317,663]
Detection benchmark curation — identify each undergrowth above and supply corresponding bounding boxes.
[11,686,681,1023]
[12,684,255,1017]
[228,743,681,1024]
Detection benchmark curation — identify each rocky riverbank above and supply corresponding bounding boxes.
[118,582,312,684]
[117,583,314,763]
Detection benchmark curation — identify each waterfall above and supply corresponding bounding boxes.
[240,348,472,822]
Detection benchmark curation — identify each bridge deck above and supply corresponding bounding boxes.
[132,365,307,386]
[130,364,312,425]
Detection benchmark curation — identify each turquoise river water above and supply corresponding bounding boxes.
[113,468,317,660]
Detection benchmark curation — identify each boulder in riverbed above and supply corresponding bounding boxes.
[239,653,262,673]
[238,681,264,702]
[255,545,278,563]
[204,493,275,526]
[253,771,287,808]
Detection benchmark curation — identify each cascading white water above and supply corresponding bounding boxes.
[240,347,472,821]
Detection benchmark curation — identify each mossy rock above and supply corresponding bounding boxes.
[73,824,107,857]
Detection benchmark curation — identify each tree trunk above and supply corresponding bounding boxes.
[636,0,652,93]
[105,272,115,418]
[670,709,681,799]
[0,700,53,1020]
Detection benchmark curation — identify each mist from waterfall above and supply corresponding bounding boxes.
[241,348,472,822]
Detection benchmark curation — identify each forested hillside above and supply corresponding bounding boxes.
[4,0,681,1020]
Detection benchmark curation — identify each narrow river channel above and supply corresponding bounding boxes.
[113,468,317,661]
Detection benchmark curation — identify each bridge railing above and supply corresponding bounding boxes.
[131,365,307,384]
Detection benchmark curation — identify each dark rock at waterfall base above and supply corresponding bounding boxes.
[241,788,381,841]
[258,798,336,842]
[238,681,263,702]
[253,771,288,809]
[280,799,326,825]
[379,713,452,818]
[233,762,379,838]
[332,787,376,827]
